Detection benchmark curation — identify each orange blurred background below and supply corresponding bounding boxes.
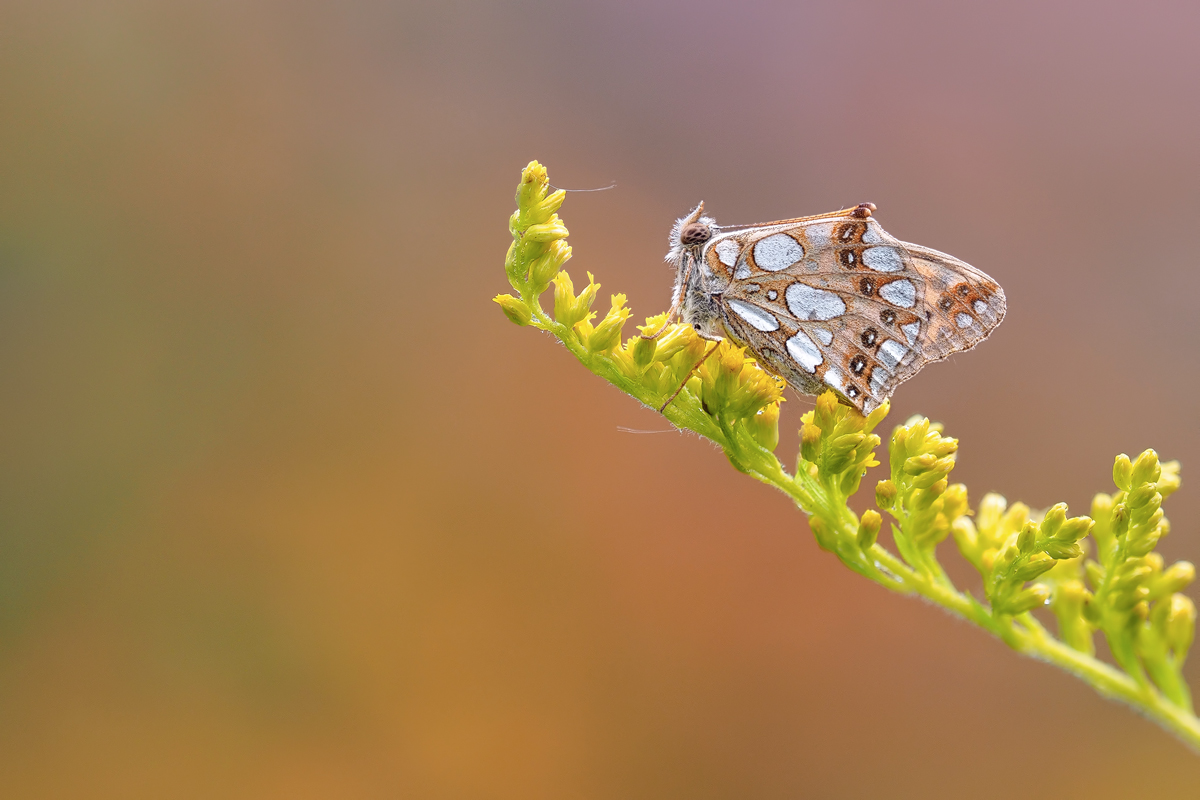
[2,1,1199,797]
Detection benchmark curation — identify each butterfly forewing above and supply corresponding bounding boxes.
[698,208,1005,413]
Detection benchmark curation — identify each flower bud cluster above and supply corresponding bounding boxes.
[495,161,572,319]
[497,162,785,453]
[799,391,888,501]
[1076,451,1194,704]
[692,341,784,423]
[877,416,962,554]
[980,502,1094,616]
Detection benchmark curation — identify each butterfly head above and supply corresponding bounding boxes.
[666,202,717,267]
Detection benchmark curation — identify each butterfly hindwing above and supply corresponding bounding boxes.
[705,209,1005,413]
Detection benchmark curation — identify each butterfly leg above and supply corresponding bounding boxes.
[657,339,720,413]
[641,252,696,340]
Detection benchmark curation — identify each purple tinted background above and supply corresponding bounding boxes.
[1,0,1198,796]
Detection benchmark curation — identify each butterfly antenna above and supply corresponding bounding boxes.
[548,182,616,192]
[658,340,719,413]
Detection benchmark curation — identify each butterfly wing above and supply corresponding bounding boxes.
[707,211,1005,413]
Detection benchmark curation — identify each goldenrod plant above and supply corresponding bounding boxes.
[495,161,1199,749]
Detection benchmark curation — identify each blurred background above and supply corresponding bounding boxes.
[1,0,1199,797]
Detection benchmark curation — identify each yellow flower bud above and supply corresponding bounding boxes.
[876,480,898,510]
[801,423,822,464]
[1166,595,1196,657]
[903,453,938,475]
[1152,562,1196,599]
[976,493,1007,539]
[588,294,631,353]
[1130,449,1162,488]
[1113,453,1133,491]
[809,516,837,552]
[814,390,839,434]
[493,293,532,326]
[747,402,781,451]
[941,483,969,521]
[1006,584,1051,615]
[1157,460,1181,498]
[1045,541,1083,560]
[1039,504,1067,539]
[524,219,570,243]
[863,400,890,434]
[552,271,599,329]
[1017,521,1037,555]
[631,335,656,369]
[951,516,979,561]
[1014,552,1056,582]
[529,239,571,292]
[527,188,566,225]
[857,510,883,549]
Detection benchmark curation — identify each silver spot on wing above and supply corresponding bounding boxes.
[727,299,780,332]
[879,279,916,308]
[786,331,823,373]
[753,234,804,271]
[785,283,846,321]
[862,246,903,272]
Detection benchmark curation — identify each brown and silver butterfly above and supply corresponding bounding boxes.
[651,202,1005,414]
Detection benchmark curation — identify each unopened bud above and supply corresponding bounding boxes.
[1130,449,1162,488]
[809,516,837,552]
[587,295,630,353]
[814,391,839,433]
[1126,484,1159,511]
[493,293,531,326]
[1153,562,1196,599]
[631,335,656,369]
[903,453,938,475]
[941,484,969,520]
[1007,585,1051,615]
[1039,504,1067,539]
[801,424,822,464]
[1157,460,1182,498]
[857,510,883,549]
[1013,552,1056,582]
[976,493,1007,540]
[1166,595,1196,658]
[1054,516,1094,543]
[1113,454,1133,491]
[876,480,898,510]
[1044,541,1084,560]
[524,219,569,243]
[863,401,890,434]
[747,403,781,452]
[528,239,571,291]
[1017,522,1038,555]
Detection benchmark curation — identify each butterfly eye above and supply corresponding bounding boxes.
[850,355,867,375]
[859,277,875,295]
[879,309,896,326]
[938,296,954,311]
[680,223,712,245]
[860,329,879,348]
[956,283,971,296]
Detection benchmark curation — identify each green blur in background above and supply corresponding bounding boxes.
[1,1,1199,797]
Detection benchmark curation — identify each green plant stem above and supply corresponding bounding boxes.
[751,449,1200,750]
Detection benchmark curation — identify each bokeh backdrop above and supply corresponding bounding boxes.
[2,1,1199,797]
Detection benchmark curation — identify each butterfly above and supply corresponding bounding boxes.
[652,202,1005,414]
